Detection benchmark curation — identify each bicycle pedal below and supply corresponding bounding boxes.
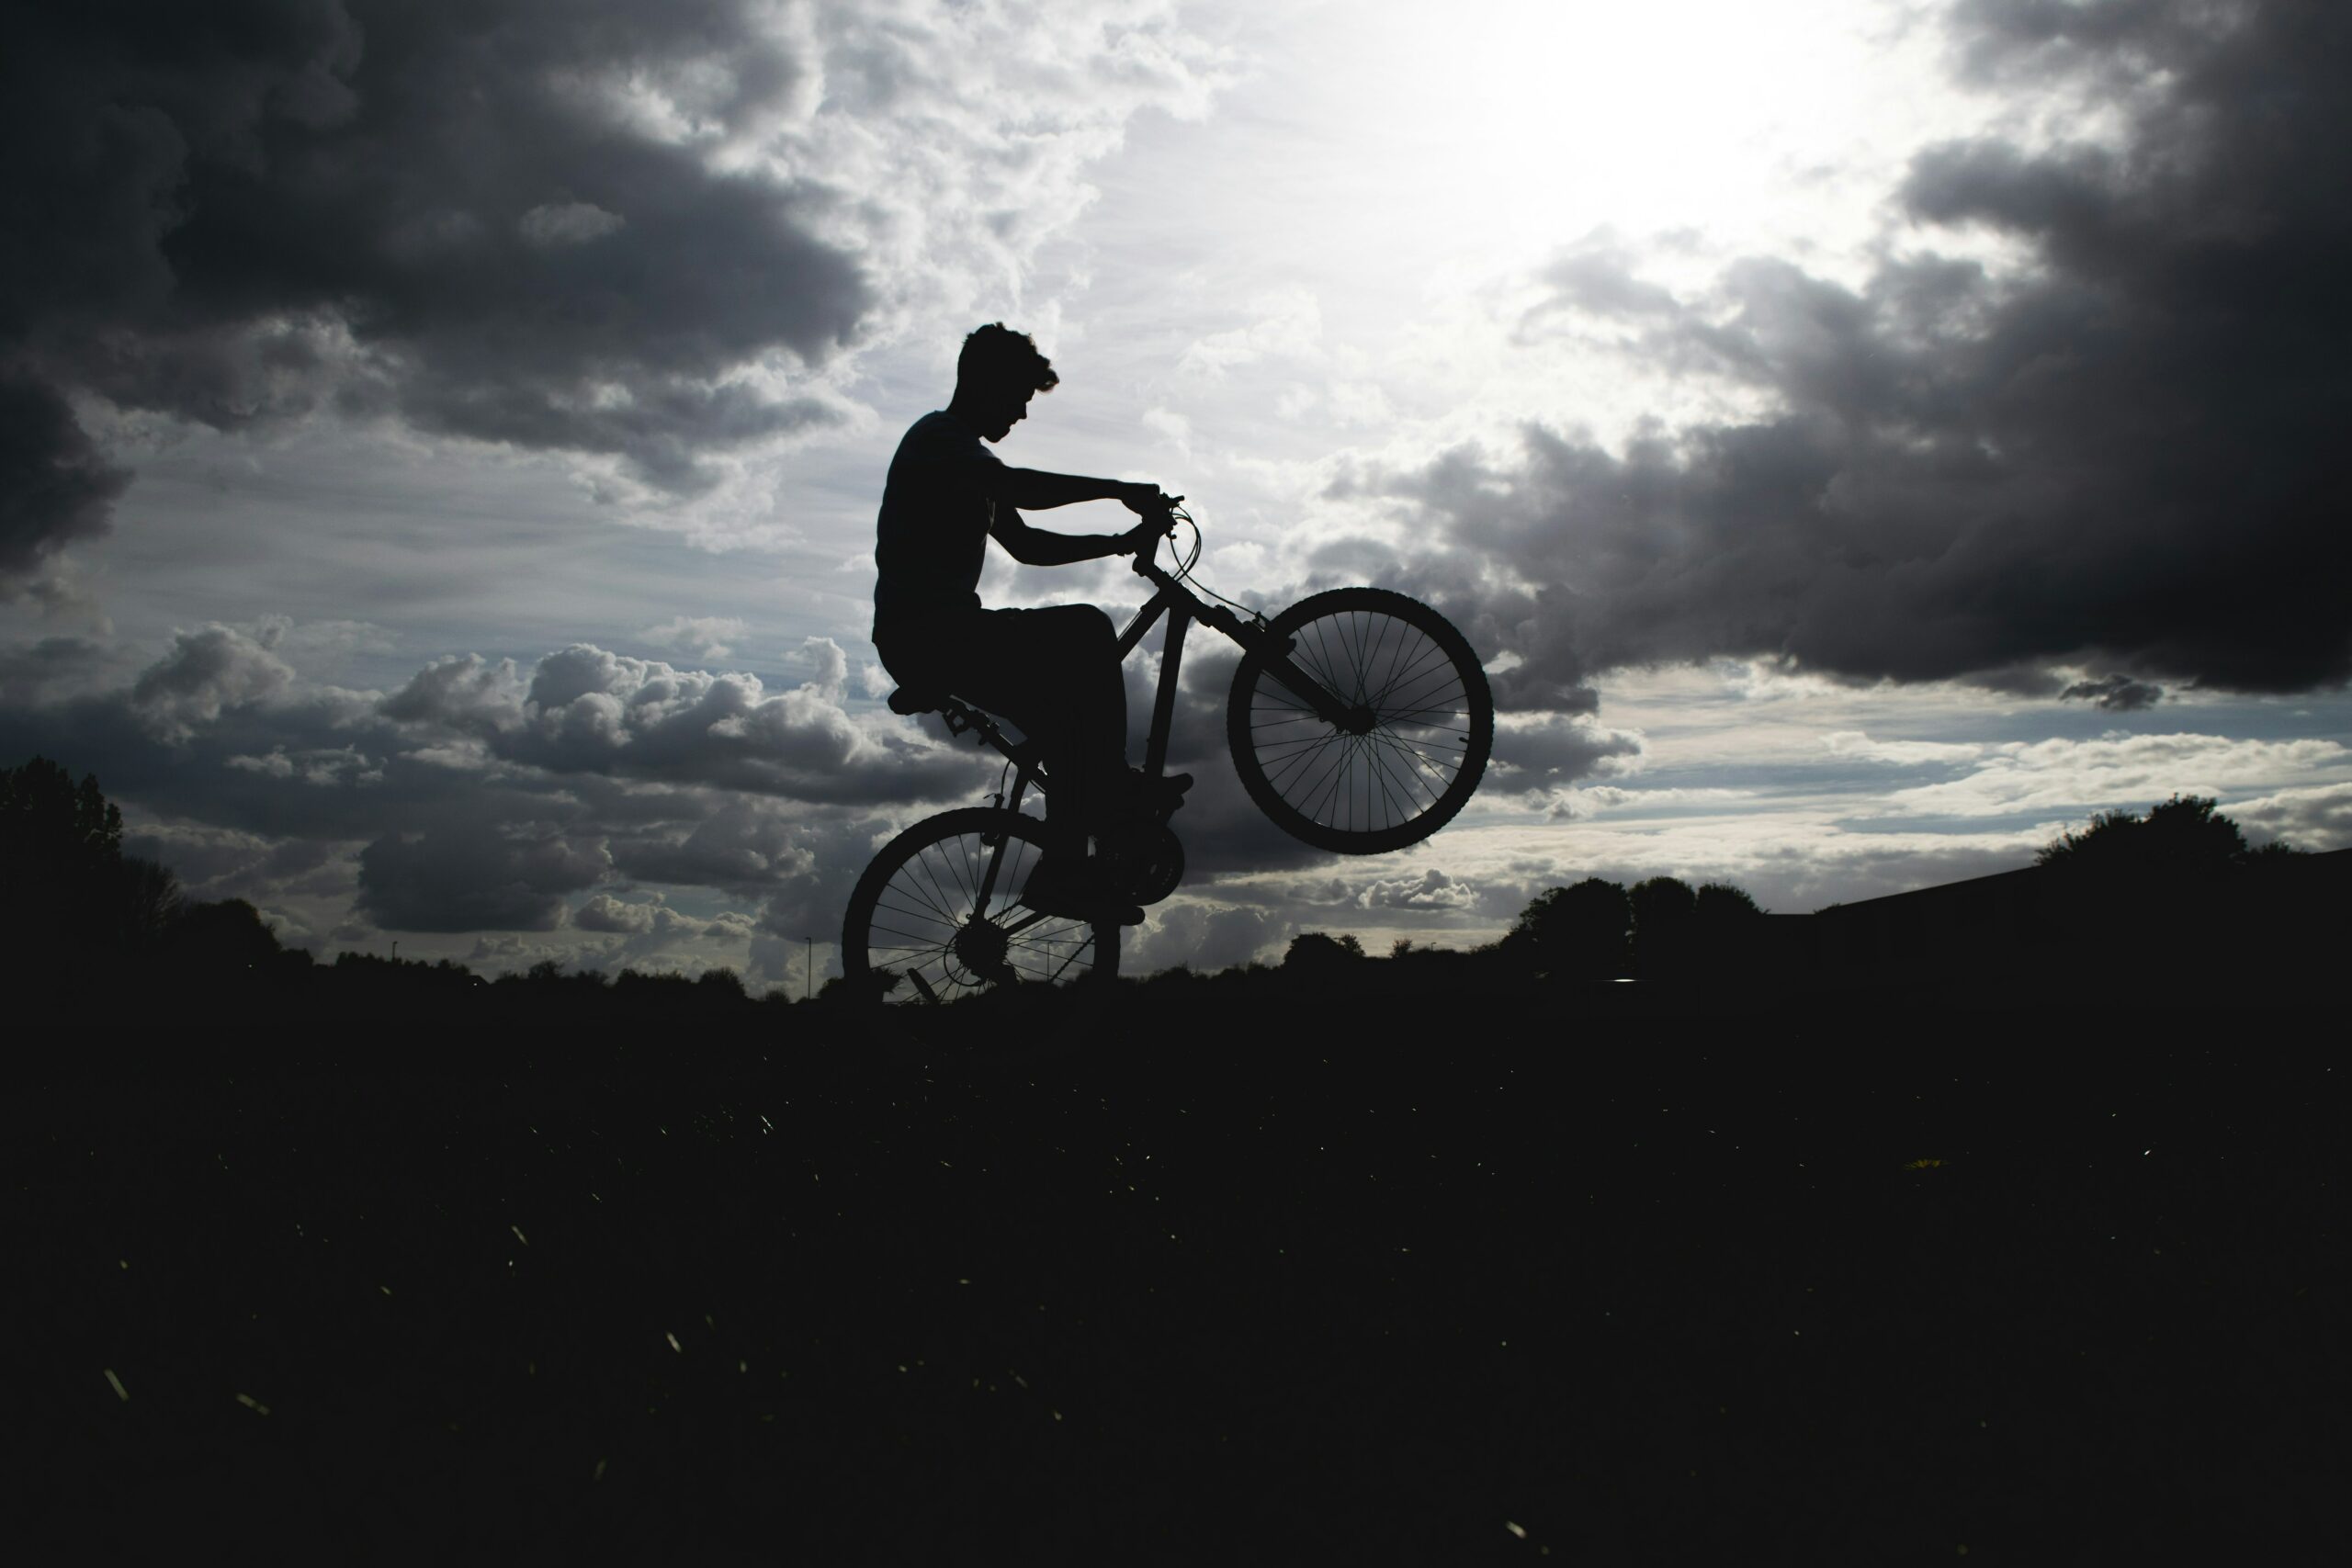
[1131,771,1193,818]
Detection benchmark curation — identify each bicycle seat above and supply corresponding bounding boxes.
[887,686,953,716]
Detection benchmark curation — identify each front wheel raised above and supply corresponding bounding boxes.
[1227,587,1494,854]
[841,808,1118,1004]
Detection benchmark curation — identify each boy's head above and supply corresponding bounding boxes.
[954,322,1057,440]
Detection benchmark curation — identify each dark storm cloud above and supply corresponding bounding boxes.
[0,375,130,584]
[357,818,609,931]
[2059,673,2163,712]
[0,636,123,705]
[1351,0,2352,707]
[0,0,869,584]
[123,822,346,904]
[1489,710,1644,793]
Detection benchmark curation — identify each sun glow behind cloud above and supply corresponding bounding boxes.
[1368,2,1936,274]
[1081,0,2041,500]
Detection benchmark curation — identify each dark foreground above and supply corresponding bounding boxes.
[13,980,2344,1563]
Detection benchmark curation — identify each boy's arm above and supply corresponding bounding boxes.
[990,505,1168,566]
[980,466,1173,565]
[979,466,1162,513]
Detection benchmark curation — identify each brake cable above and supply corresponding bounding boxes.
[1156,505,1271,629]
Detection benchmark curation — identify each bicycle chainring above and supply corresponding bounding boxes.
[1105,824,1185,906]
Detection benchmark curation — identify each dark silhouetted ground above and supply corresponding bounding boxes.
[12,974,2343,1562]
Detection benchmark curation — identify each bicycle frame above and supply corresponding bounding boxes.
[933,551,1363,824]
[1117,551,1366,776]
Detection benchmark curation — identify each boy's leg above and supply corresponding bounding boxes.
[956,604,1128,849]
[947,605,1142,923]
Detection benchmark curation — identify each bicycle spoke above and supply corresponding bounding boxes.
[997,903,1068,941]
[1011,912,1091,943]
[1363,729,1441,820]
[1028,936,1096,983]
[1333,611,1367,706]
[1367,716,1458,782]
[1255,674,1454,835]
[1306,615,1351,704]
[872,897,959,937]
[1264,730,1344,797]
[888,865,962,929]
[1305,735,1361,826]
[1267,729,1340,807]
[867,920,955,950]
[914,841,972,926]
[1252,729,1348,762]
[1369,638,1453,712]
[1366,615,1416,715]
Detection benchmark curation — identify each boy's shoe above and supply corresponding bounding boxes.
[1124,768,1193,821]
[1020,857,1146,927]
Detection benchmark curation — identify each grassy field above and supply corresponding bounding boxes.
[14,981,2343,1562]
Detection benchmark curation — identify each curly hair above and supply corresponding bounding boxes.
[956,322,1059,396]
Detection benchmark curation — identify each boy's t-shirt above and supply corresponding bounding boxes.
[873,410,1004,637]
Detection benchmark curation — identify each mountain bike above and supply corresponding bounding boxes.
[840,505,1494,1002]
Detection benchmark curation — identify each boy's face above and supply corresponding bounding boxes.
[973,381,1034,442]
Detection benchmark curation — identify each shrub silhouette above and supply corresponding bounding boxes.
[2037,794,2267,882]
[163,897,286,975]
[2031,795,2315,972]
[1283,931,1365,977]
[1694,882,1764,923]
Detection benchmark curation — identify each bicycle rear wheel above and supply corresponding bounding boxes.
[841,808,1118,1003]
[1227,587,1493,854]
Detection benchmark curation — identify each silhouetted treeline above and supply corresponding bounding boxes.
[6,757,795,1058]
[11,757,2340,1052]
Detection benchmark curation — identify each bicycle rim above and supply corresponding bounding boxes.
[842,808,1118,1003]
[1227,588,1493,854]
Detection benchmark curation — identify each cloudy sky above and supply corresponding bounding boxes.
[6,0,2347,990]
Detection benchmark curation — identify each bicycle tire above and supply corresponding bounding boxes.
[841,807,1118,1003]
[1227,587,1493,854]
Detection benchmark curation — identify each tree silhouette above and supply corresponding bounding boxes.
[1629,876,1700,978]
[1502,877,1632,979]
[5,754,182,977]
[4,754,123,880]
[112,855,186,950]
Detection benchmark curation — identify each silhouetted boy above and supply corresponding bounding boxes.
[872,322,1174,923]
